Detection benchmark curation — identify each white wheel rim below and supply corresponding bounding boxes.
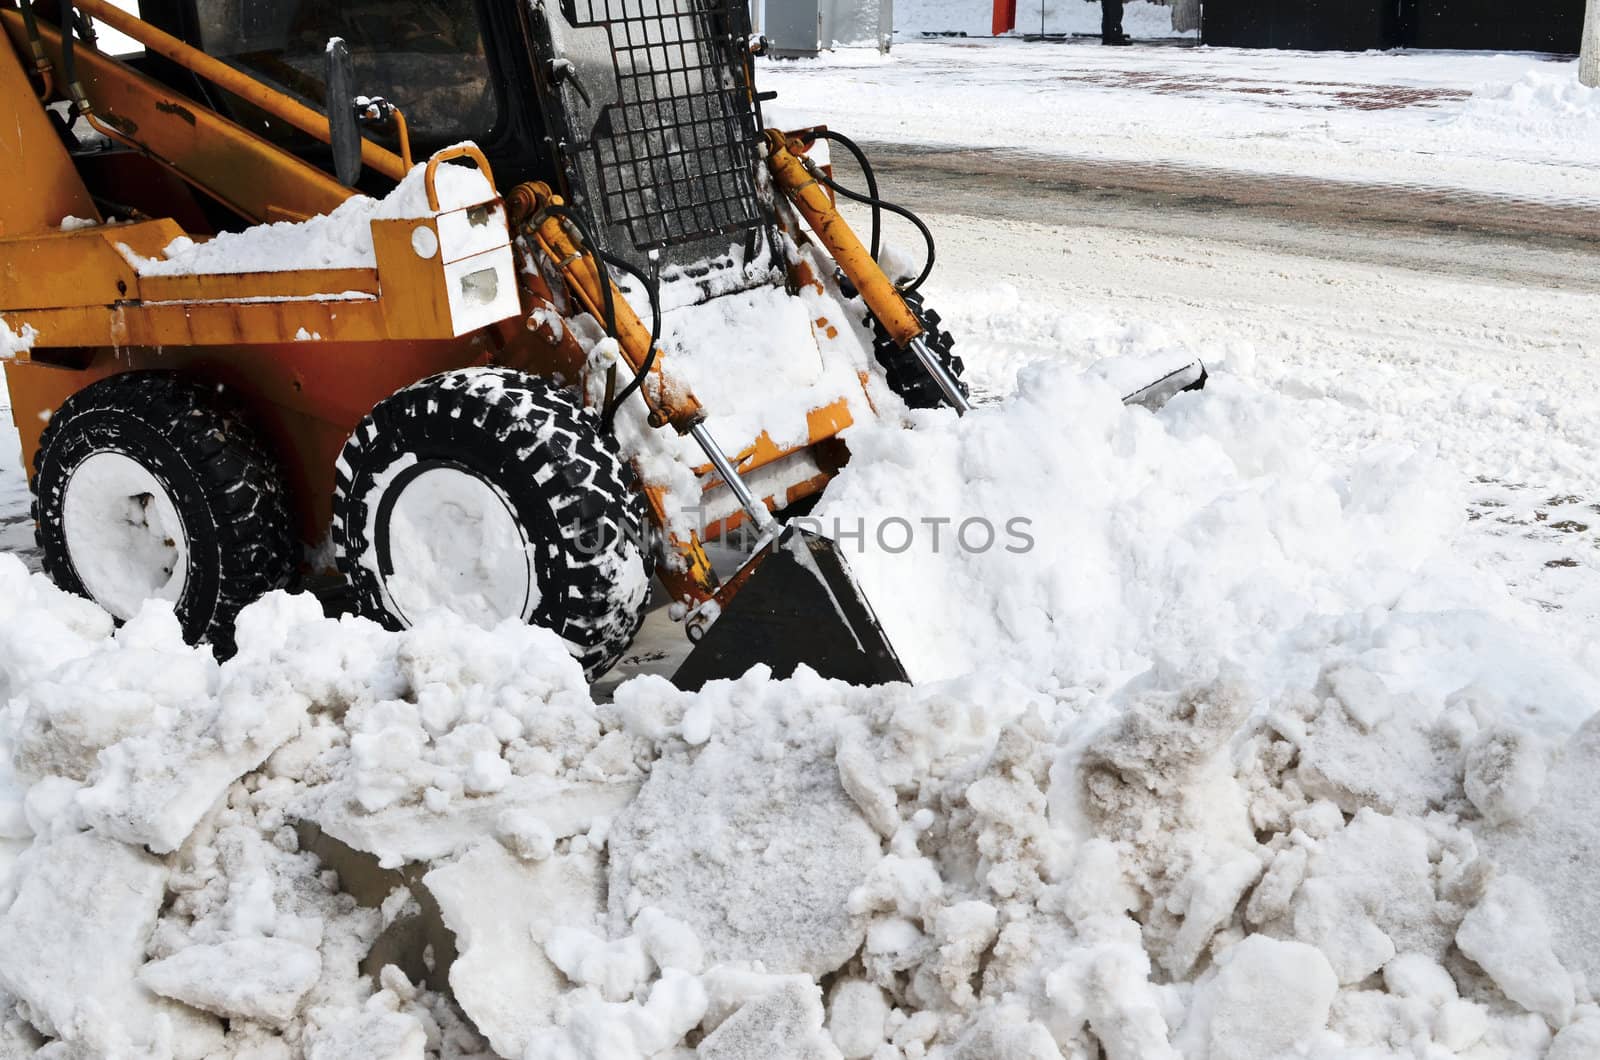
[380,465,539,628]
[62,451,189,621]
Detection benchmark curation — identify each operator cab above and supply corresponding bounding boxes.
[134,0,547,188]
[129,0,775,283]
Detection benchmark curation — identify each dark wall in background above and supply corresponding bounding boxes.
[1203,0,1395,50]
[1202,0,1583,52]
[1409,0,1583,52]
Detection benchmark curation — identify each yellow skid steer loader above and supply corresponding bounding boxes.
[0,0,1200,686]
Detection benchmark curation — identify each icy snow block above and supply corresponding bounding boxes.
[1457,875,1574,1024]
[423,839,603,1057]
[138,938,322,1026]
[1175,935,1337,1060]
[609,740,880,977]
[1548,1018,1600,1060]
[1481,712,1600,990]
[0,832,218,1052]
[697,979,840,1060]
[306,775,637,868]
[305,1008,425,1060]
[76,678,308,853]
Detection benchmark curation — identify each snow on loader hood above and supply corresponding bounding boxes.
[1,362,1598,1059]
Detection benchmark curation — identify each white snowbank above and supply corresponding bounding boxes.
[1455,69,1600,132]
[1,357,1597,1057]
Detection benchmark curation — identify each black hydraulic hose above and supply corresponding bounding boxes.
[59,4,79,107]
[535,205,662,436]
[596,250,662,436]
[539,204,618,345]
[18,0,44,57]
[798,129,881,262]
[796,129,937,295]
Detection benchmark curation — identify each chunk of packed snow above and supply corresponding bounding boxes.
[1548,1017,1600,1060]
[137,937,322,1025]
[825,979,890,1059]
[1175,935,1337,1060]
[0,832,219,1054]
[304,1005,426,1060]
[1457,874,1576,1025]
[73,605,310,852]
[423,840,602,1057]
[607,684,882,977]
[1480,713,1600,992]
[696,979,839,1060]
[12,603,217,784]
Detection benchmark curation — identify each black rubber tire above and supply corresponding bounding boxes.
[32,371,295,650]
[332,368,652,681]
[870,291,969,410]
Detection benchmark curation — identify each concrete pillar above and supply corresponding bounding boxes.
[1584,0,1599,87]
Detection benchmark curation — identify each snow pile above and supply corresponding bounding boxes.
[2,363,1598,1057]
[130,160,495,277]
[1450,69,1600,146]
[818,361,1537,694]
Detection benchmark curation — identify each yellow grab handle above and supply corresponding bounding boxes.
[424,144,496,211]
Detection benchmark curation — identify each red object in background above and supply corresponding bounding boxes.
[993,0,1017,34]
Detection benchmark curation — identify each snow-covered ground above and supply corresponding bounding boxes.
[762,42,1600,205]
[3,37,1600,1060]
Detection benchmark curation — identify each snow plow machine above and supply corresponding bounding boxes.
[0,0,1199,686]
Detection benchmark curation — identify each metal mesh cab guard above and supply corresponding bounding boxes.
[562,0,764,253]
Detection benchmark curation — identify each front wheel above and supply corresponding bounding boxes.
[870,291,969,411]
[331,369,652,680]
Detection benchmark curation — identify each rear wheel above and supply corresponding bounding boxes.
[870,291,969,410]
[332,368,652,680]
[32,372,294,648]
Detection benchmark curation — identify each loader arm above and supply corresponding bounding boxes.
[0,9,366,225]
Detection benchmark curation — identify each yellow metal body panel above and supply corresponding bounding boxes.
[372,219,455,340]
[0,222,170,313]
[0,20,98,237]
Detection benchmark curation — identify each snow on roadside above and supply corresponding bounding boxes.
[1446,70,1600,155]
[760,44,1600,206]
[1,355,1596,1057]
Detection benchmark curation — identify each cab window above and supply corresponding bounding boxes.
[191,0,499,151]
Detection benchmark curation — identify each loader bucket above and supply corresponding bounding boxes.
[672,526,911,691]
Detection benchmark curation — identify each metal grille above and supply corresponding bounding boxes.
[565,0,763,252]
